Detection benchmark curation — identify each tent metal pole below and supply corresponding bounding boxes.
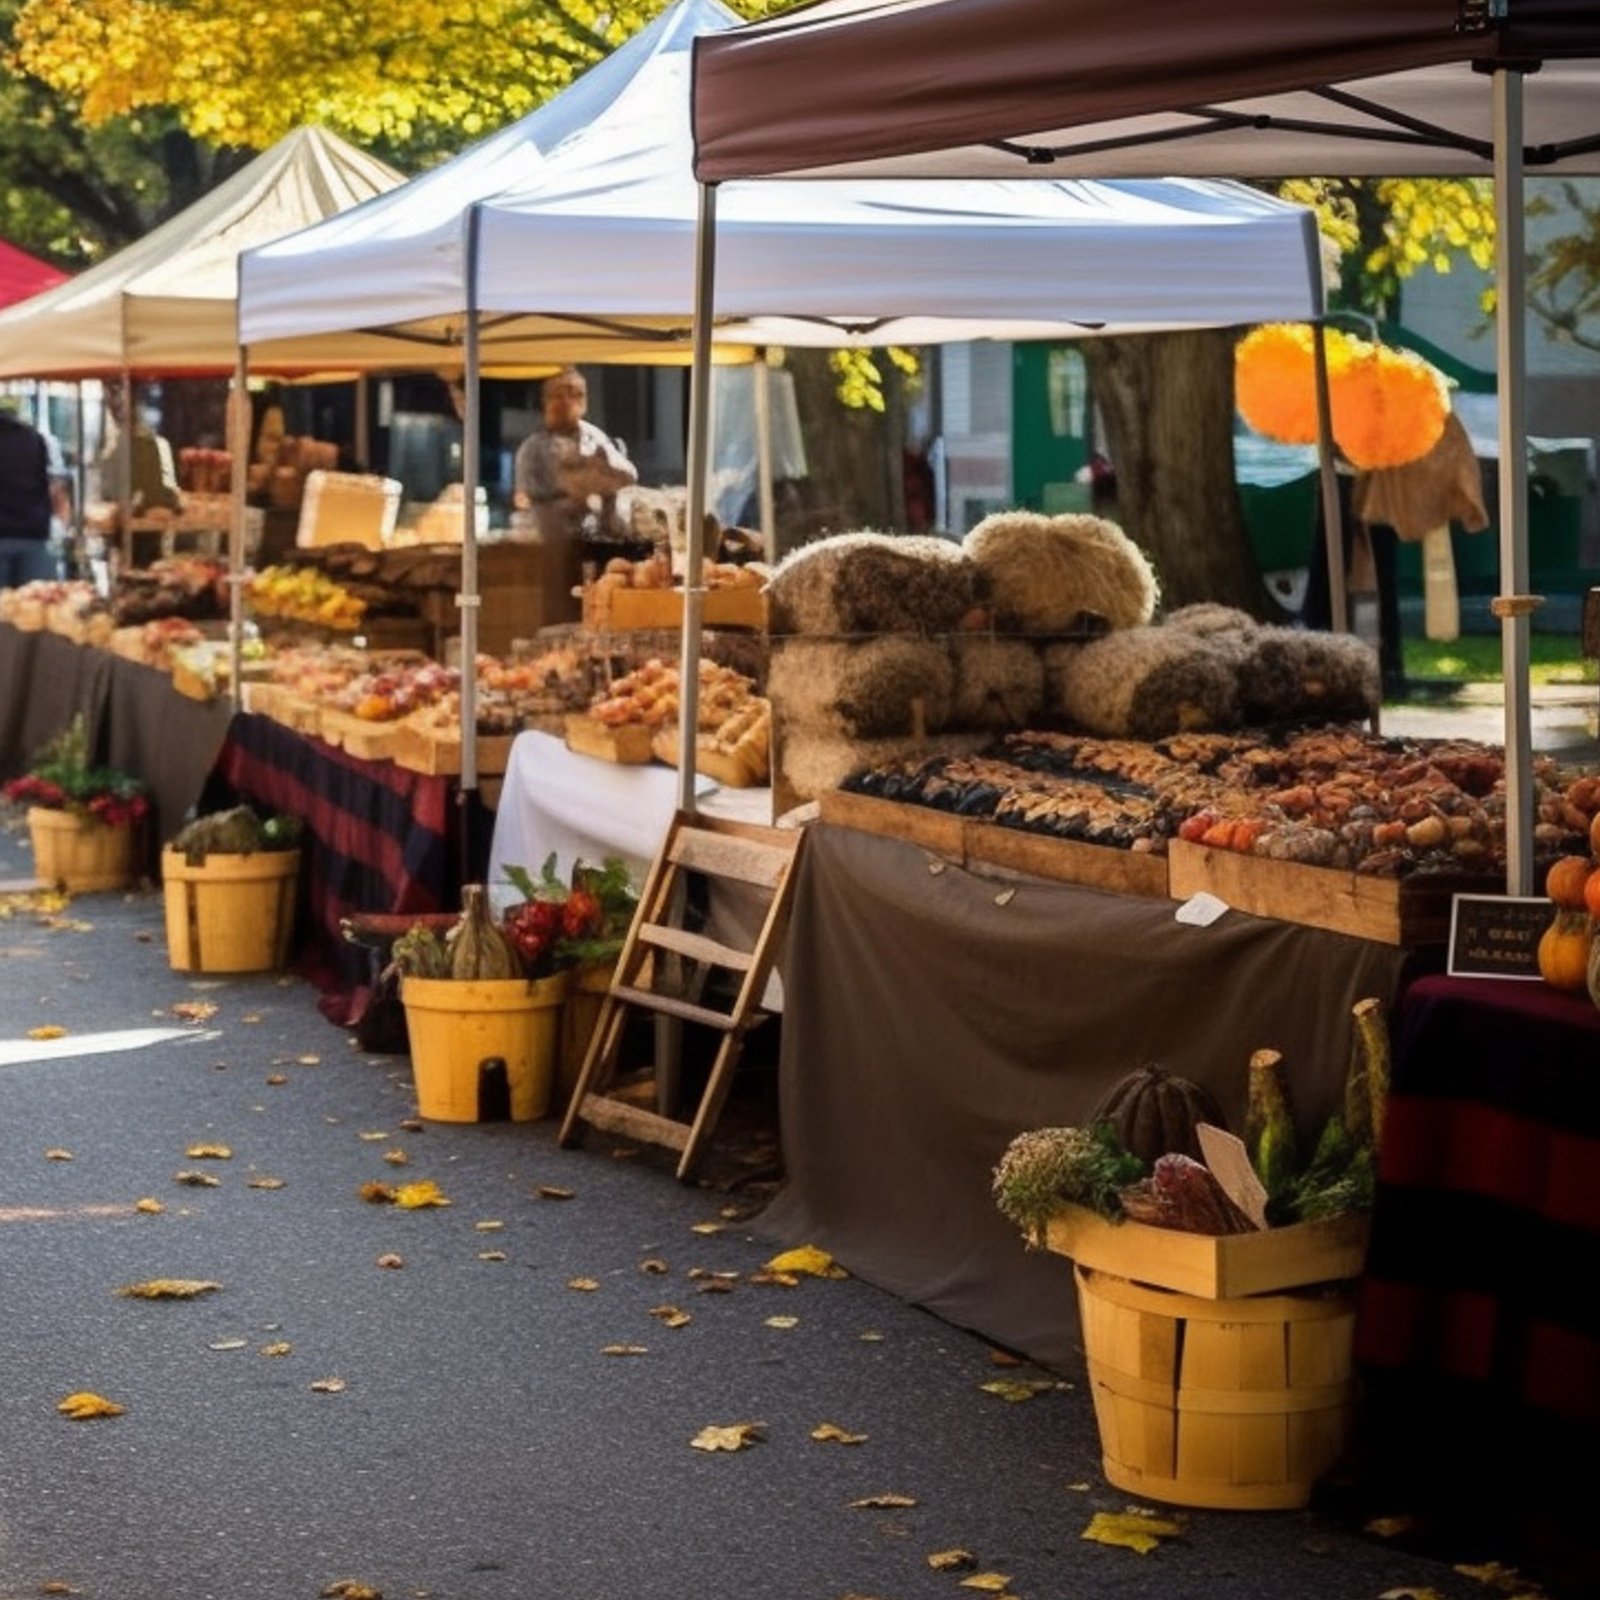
[354,374,371,469]
[460,204,484,886]
[1310,322,1347,635]
[227,346,251,713]
[754,349,775,549]
[678,181,719,817]
[1493,66,1536,897]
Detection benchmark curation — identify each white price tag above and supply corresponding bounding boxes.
[1174,891,1230,927]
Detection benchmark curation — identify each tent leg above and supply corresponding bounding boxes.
[1312,322,1347,635]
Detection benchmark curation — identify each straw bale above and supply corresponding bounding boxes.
[948,635,1047,731]
[765,531,982,637]
[963,510,1158,634]
[1043,627,1240,739]
[1237,626,1380,726]
[768,635,954,740]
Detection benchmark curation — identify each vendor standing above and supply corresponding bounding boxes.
[513,367,643,582]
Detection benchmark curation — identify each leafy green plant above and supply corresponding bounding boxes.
[992,1122,1147,1245]
[2,713,149,829]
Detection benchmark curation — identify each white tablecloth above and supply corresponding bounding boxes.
[486,730,782,1008]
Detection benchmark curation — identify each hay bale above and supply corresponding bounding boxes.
[948,635,1046,731]
[765,531,982,637]
[768,636,954,739]
[964,510,1158,634]
[1043,627,1240,739]
[779,728,989,804]
[1237,626,1379,725]
[1162,602,1260,641]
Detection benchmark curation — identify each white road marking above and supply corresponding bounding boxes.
[0,1026,225,1067]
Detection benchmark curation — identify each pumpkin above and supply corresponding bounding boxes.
[1537,910,1592,992]
[1589,934,1600,1011]
[1592,810,1600,858]
[1544,854,1594,911]
[1087,1063,1226,1164]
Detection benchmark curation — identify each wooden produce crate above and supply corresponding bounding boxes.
[316,707,408,762]
[392,718,515,778]
[563,713,655,765]
[582,583,767,634]
[1167,838,1486,946]
[1043,1203,1370,1300]
[649,726,768,788]
[816,788,1170,898]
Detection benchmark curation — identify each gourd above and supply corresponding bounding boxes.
[1544,854,1594,912]
[1243,1047,1298,1208]
[447,884,519,981]
[1537,910,1592,992]
[1087,1063,1226,1165]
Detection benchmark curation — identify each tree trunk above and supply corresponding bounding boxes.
[1086,329,1279,619]
[781,348,893,554]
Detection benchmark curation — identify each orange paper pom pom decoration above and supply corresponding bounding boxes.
[1235,323,1449,470]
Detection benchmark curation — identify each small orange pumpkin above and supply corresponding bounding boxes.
[1586,868,1600,923]
[1589,934,1600,1011]
[1591,810,1600,858]
[1545,854,1595,911]
[1537,910,1593,992]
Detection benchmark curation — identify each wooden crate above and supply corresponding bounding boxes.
[563,713,655,765]
[391,719,515,777]
[1167,838,1485,946]
[316,707,407,761]
[1042,1203,1370,1300]
[816,788,1170,898]
[582,583,767,633]
[649,726,768,788]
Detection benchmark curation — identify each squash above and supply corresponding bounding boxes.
[1544,854,1594,912]
[1087,1063,1226,1165]
[447,883,519,981]
[1244,1047,1298,1210]
[1537,909,1592,992]
[1585,865,1600,923]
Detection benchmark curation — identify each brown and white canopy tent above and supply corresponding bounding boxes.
[688,0,1600,893]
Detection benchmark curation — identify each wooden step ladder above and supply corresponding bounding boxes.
[557,809,803,1180]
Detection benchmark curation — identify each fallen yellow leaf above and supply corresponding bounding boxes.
[690,1422,764,1452]
[44,1148,73,1161]
[568,1277,601,1292]
[309,1377,346,1393]
[57,1391,125,1420]
[474,1219,504,1232]
[134,1197,164,1214]
[393,1180,449,1209]
[1081,1511,1184,1554]
[358,1181,396,1204]
[765,1315,799,1330]
[601,1344,650,1357]
[478,1250,507,1262]
[980,1378,1057,1403]
[170,1001,218,1022]
[649,1305,691,1328]
[765,1245,849,1279]
[209,1338,248,1351]
[357,1131,388,1141]
[960,1574,1012,1592]
[690,1220,725,1235]
[173,1170,220,1187]
[260,1342,293,1357]
[376,1254,404,1269]
[748,1269,800,1287]
[811,1422,867,1445]
[246,1176,286,1190]
[27,1024,67,1040]
[382,1149,409,1166]
[536,1184,574,1200]
[850,1493,917,1509]
[688,1268,739,1283]
[296,1052,321,1065]
[928,1549,976,1572]
[116,1278,222,1300]
[184,1143,232,1159]
[639,1257,669,1274]
[321,1579,381,1598]
[265,1073,289,1086]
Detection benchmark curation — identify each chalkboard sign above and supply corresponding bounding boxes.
[1447,894,1551,980]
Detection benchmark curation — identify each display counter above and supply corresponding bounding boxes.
[1353,973,1600,1580]
[756,820,1410,1371]
[201,712,490,1010]
[1,621,235,867]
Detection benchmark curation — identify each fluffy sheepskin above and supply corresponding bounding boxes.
[1237,626,1380,725]
[767,635,955,740]
[765,531,983,637]
[947,635,1047,731]
[1043,628,1240,739]
[964,510,1158,634]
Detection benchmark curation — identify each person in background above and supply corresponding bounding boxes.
[0,399,55,587]
[99,387,181,515]
[513,366,638,548]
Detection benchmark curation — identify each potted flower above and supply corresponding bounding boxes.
[502,855,639,1105]
[2,714,149,892]
[161,804,305,973]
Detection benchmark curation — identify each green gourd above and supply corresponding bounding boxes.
[1244,1047,1298,1207]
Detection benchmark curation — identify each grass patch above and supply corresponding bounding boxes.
[1404,633,1597,687]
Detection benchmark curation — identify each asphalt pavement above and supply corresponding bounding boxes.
[0,787,1573,1600]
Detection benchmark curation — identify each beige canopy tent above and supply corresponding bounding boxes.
[689,0,1600,892]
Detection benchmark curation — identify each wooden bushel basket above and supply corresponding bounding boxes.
[1073,1263,1357,1510]
[162,848,301,973]
[28,807,136,893]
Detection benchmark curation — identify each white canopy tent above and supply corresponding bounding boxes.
[687,0,1600,889]
[239,0,1324,800]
